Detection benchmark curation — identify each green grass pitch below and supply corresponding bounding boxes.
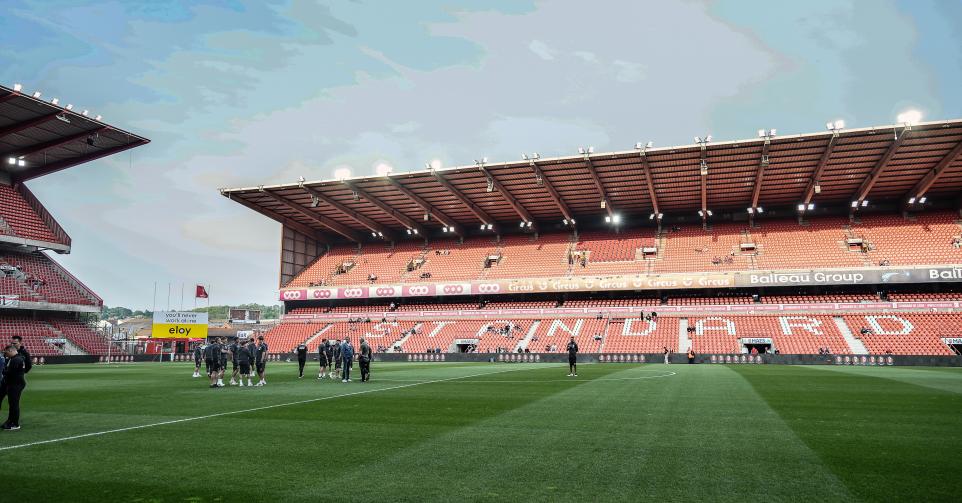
[1,361,960,502]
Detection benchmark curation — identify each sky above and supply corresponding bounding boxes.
[1,0,960,310]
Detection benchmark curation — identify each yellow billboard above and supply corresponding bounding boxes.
[151,311,209,339]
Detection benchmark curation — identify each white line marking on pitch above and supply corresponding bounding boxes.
[0,364,558,452]
[375,370,677,383]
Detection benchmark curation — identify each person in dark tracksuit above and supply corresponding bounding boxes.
[295,343,308,378]
[1,344,27,430]
[332,339,342,380]
[340,338,355,382]
[317,339,331,379]
[236,342,253,387]
[359,338,372,382]
[11,335,31,375]
[566,337,578,377]
[255,336,269,386]
[192,344,203,377]
[228,339,240,385]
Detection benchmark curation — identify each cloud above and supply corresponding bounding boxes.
[3,0,957,310]
[528,39,555,60]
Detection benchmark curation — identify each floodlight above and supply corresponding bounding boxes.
[896,110,922,126]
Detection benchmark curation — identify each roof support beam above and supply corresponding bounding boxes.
[852,126,910,208]
[638,151,660,217]
[583,155,613,217]
[903,137,962,206]
[12,138,149,182]
[259,188,362,243]
[0,112,60,141]
[529,160,573,223]
[2,127,108,158]
[801,132,839,207]
[223,191,328,244]
[479,166,535,228]
[431,170,501,234]
[0,92,19,105]
[300,184,396,241]
[341,180,426,236]
[384,177,463,236]
[699,145,708,224]
[750,138,771,211]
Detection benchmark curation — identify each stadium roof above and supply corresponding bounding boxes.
[223,118,962,244]
[0,83,150,182]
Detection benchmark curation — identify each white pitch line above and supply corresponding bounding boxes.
[0,364,557,452]
[374,371,678,383]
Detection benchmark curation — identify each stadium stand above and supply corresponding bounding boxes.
[0,184,65,245]
[47,319,110,355]
[262,322,330,352]
[484,234,572,279]
[854,212,962,266]
[407,237,497,282]
[602,317,678,353]
[0,316,63,356]
[842,314,958,355]
[0,252,100,306]
[685,315,850,355]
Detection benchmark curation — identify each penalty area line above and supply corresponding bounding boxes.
[0,364,555,452]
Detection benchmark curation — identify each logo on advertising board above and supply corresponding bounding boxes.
[311,289,333,299]
[405,285,432,296]
[151,311,209,339]
[343,288,364,298]
[372,286,397,297]
[280,290,305,300]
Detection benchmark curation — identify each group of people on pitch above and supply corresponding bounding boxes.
[0,335,31,430]
[312,337,372,383]
[192,336,269,388]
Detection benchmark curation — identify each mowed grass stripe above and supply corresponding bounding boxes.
[733,365,962,502]
[0,362,505,447]
[818,365,962,396]
[2,363,584,502]
[305,364,853,503]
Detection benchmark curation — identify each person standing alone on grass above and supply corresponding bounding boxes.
[566,336,578,377]
[663,347,671,365]
[359,337,372,382]
[0,344,26,430]
[687,348,695,364]
[340,337,355,382]
[192,343,203,378]
[296,342,308,378]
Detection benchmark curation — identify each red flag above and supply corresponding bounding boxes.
[195,285,209,299]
